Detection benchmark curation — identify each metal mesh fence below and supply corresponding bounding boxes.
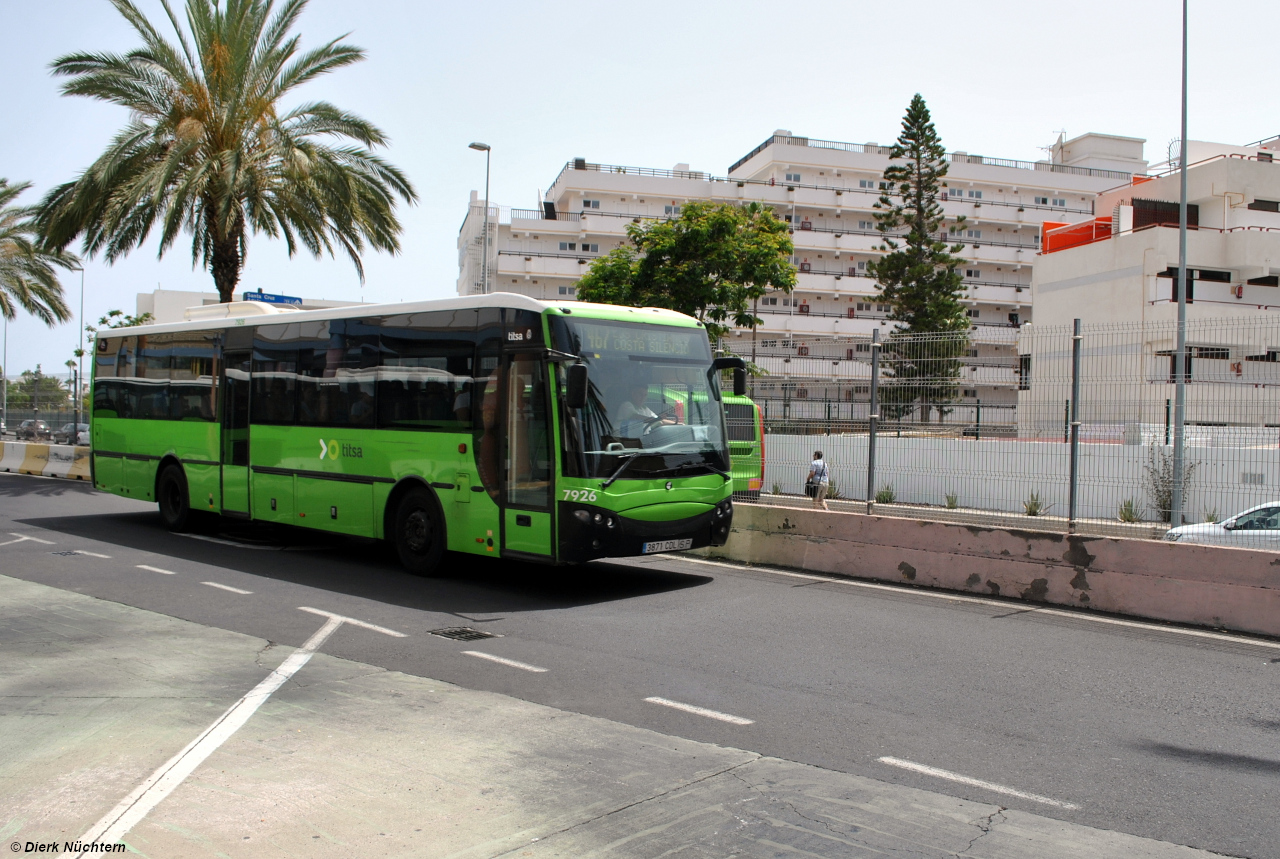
[729,316,1280,539]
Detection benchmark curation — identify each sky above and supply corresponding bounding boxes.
[2,0,1276,379]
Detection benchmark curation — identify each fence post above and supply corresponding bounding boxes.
[1068,318,1083,533]
[1063,400,1069,443]
[866,329,881,513]
[1164,398,1171,446]
[975,399,982,441]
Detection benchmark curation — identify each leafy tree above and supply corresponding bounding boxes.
[576,201,795,344]
[36,0,417,303]
[8,365,70,411]
[0,179,77,324]
[867,94,971,422]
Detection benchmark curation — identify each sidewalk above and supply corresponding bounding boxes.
[0,574,1223,858]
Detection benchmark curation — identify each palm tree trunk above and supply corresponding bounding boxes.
[211,232,241,303]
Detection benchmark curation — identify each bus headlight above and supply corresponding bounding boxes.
[574,510,591,523]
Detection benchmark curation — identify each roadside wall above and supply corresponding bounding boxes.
[762,433,1280,525]
[702,504,1280,638]
[0,442,91,480]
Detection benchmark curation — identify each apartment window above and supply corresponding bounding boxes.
[856,261,868,271]
[856,302,872,311]
[760,340,778,348]
[762,296,779,305]
[782,298,790,306]
[581,243,599,253]
[877,303,889,312]
[1248,199,1280,212]
[1052,198,1066,207]
[858,220,875,231]
[1017,354,1031,390]
[966,230,982,240]
[785,173,801,183]
[559,242,576,251]
[582,199,600,209]
[1008,312,1020,326]
[858,179,876,189]
[1034,196,1049,205]
[854,343,870,352]
[557,286,576,296]
[967,190,983,199]
[964,269,981,279]
[967,309,980,318]
[963,389,978,398]
[664,205,682,216]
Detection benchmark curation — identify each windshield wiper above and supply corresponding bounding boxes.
[602,453,642,488]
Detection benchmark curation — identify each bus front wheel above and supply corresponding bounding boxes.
[157,465,191,532]
[393,488,445,576]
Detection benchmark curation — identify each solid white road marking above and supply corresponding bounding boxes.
[201,581,253,595]
[676,556,1280,651]
[0,532,55,546]
[644,696,754,726]
[73,550,111,558]
[877,756,1080,810]
[297,606,407,637]
[69,610,404,856]
[177,533,280,550]
[136,565,177,576]
[462,650,548,673]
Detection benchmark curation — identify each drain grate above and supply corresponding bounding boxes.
[50,551,80,556]
[429,627,499,642]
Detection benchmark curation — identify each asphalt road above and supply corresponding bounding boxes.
[2,471,1277,858]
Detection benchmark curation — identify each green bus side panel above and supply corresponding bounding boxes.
[252,471,294,523]
[93,454,122,494]
[450,476,501,556]
[296,476,372,535]
[503,509,552,556]
[624,501,715,522]
[222,465,250,513]
[185,463,221,513]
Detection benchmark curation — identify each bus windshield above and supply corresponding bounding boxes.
[555,318,730,481]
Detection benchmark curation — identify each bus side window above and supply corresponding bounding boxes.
[474,309,503,498]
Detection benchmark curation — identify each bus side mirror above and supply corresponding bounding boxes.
[566,362,589,409]
[733,367,747,396]
[711,356,748,397]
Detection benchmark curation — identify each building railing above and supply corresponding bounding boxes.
[727,134,1135,181]
[545,161,1096,217]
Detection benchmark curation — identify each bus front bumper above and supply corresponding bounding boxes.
[557,500,732,564]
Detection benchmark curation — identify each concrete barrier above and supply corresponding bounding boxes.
[1,441,92,480]
[701,504,1280,639]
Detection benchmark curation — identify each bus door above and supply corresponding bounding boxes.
[500,352,553,558]
[220,351,252,514]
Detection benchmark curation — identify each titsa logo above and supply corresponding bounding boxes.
[318,439,363,460]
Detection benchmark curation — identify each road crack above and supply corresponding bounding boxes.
[486,756,760,857]
[958,806,1006,856]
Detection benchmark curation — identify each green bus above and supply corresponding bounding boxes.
[90,294,745,574]
[723,394,764,500]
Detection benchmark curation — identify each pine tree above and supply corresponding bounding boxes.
[867,94,970,422]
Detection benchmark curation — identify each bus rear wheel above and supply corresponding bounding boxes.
[157,465,191,532]
[393,487,445,576]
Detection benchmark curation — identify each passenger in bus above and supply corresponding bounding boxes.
[350,388,376,426]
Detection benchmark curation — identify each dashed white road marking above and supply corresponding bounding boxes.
[177,533,281,551]
[137,564,177,576]
[644,696,754,726]
[462,650,548,673]
[70,609,403,856]
[297,606,407,637]
[201,581,253,595]
[877,756,1080,810]
[73,549,111,558]
[676,556,1280,651]
[0,532,55,546]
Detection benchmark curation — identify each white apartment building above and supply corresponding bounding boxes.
[458,131,1145,417]
[1022,136,1280,431]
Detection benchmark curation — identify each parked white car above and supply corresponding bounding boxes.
[1164,502,1280,549]
[75,428,90,446]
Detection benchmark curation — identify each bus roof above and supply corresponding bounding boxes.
[106,292,704,339]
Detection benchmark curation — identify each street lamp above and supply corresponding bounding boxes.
[469,142,492,295]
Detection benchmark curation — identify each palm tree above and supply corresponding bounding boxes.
[0,179,76,324]
[37,0,416,303]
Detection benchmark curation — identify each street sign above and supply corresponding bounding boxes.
[242,290,302,306]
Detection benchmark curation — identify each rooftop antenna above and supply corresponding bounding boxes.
[1037,130,1067,160]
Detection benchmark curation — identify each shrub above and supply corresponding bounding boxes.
[827,482,844,500]
[875,484,896,504]
[1117,498,1141,523]
[1023,491,1051,517]
[1204,507,1219,524]
[771,482,781,495]
[944,492,959,509]
[1143,446,1199,523]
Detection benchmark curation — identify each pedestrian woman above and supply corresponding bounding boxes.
[808,451,830,510]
